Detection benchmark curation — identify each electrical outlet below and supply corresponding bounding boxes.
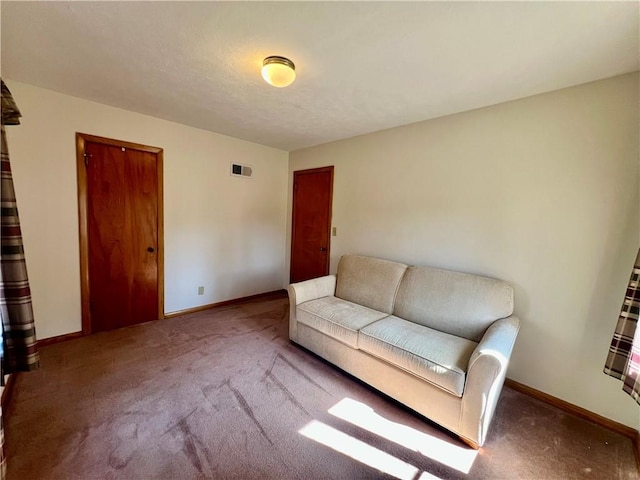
[197,286,204,295]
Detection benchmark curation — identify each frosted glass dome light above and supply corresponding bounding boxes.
[262,56,296,88]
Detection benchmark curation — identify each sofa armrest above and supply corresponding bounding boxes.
[460,315,521,447]
[288,275,337,341]
[289,275,337,306]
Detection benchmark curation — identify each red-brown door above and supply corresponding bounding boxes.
[290,166,334,283]
[78,134,163,333]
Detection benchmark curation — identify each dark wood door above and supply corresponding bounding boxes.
[290,166,334,283]
[84,139,160,332]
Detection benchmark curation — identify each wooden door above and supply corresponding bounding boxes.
[290,166,334,283]
[77,133,164,334]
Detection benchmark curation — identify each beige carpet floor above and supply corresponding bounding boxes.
[5,292,638,479]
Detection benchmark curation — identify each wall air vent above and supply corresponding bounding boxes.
[230,163,253,178]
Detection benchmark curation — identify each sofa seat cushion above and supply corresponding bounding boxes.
[297,296,389,348]
[359,316,478,396]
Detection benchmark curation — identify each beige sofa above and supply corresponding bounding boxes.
[288,254,520,448]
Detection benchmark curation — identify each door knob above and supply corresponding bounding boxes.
[147,247,155,253]
[320,247,327,251]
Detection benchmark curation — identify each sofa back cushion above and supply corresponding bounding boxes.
[394,266,513,342]
[336,255,408,314]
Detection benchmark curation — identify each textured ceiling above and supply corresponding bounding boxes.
[1,1,638,151]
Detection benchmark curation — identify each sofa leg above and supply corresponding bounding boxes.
[459,436,480,450]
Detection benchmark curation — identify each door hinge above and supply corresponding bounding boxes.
[83,153,92,166]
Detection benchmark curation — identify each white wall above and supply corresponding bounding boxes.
[288,73,640,429]
[4,80,289,339]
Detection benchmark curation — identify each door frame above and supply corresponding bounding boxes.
[290,166,334,282]
[75,132,164,335]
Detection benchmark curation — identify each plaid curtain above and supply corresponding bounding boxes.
[0,79,40,479]
[604,248,640,405]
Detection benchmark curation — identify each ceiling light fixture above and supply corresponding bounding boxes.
[262,56,296,88]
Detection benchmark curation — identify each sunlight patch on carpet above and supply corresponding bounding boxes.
[418,472,446,479]
[299,420,421,480]
[328,398,478,474]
